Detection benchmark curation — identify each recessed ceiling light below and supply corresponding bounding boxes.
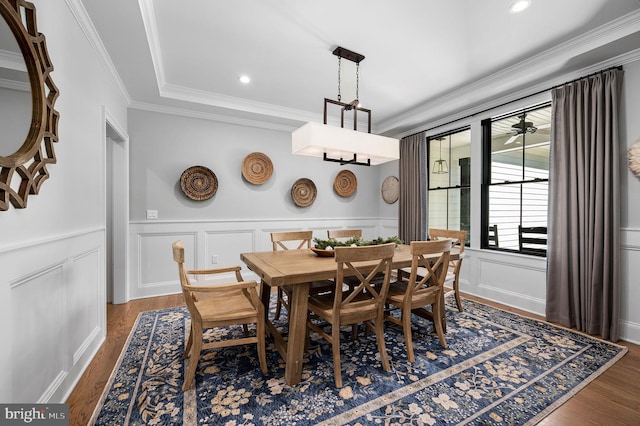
[239,75,251,84]
[509,0,531,14]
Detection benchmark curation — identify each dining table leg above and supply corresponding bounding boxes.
[260,280,271,320]
[284,281,310,385]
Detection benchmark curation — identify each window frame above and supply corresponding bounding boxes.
[481,102,551,256]
[426,126,471,245]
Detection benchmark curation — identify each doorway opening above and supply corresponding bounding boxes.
[104,107,129,304]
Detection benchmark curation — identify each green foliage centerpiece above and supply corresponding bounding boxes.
[313,236,403,250]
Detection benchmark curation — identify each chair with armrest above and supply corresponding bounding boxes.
[428,228,467,312]
[271,231,335,320]
[385,239,452,362]
[172,240,268,391]
[306,243,396,387]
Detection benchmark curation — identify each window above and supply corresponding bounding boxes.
[427,128,471,244]
[482,103,551,255]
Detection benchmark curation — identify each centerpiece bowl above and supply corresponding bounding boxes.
[310,247,335,257]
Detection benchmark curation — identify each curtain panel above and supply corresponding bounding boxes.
[546,69,624,341]
[399,133,426,244]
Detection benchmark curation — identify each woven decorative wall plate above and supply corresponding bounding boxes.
[381,176,399,204]
[333,170,357,197]
[180,166,218,201]
[242,152,273,185]
[628,138,640,180]
[291,178,317,207]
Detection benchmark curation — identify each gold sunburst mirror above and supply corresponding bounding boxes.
[0,0,59,211]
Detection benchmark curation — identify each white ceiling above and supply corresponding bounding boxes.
[80,0,640,137]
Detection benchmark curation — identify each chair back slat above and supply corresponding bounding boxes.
[488,224,499,248]
[428,228,466,272]
[271,230,312,251]
[327,229,362,240]
[429,228,466,254]
[400,240,450,305]
[172,240,200,318]
[518,225,547,256]
[333,243,395,316]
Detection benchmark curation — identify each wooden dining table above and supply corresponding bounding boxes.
[240,244,458,385]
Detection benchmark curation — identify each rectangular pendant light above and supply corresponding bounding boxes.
[292,122,399,166]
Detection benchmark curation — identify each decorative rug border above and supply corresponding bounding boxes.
[89,311,148,425]
[524,345,627,425]
[89,298,629,426]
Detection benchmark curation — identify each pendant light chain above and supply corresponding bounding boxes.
[356,62,360,102]
[337,56,342,102]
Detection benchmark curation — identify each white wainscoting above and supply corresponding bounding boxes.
[127,220,640,344]
[457,248,548,316]
[457,227,640,343]
[621,227,640,343]
[0,228,105,403]
[128,218,397,300]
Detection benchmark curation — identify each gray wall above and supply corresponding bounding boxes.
[126,109,401,300]
[621,59,640,228]
[129,109,393,222]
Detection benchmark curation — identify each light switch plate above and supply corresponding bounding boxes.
[146,209,158,219]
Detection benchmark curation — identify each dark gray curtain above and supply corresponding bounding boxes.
[399,132,426,244]
[546,69,624,341]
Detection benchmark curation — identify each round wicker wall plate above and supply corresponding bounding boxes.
[333,170,357,197]
[242,152,273,185]
[291,178,317,207]
[180,166,218,201]
[628,138,640,180]
[381,176,399,204]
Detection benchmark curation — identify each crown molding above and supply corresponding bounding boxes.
[394,47,640,140]
[158,83,318,124]
[0,49,26,71]
[0,77,29,92]
[0,50,28,91]
[65,0,131,104]
[138,0,165,91]
[137,0,319,125]
[128,101,299,132]
[378,9,640,136]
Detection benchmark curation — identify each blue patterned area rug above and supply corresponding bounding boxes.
[90,299,626,425]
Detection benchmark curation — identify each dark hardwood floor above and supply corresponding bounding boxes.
[67,292,639,426]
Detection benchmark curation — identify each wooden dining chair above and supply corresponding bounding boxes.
[306,243,396,388]
[327,229,366,291]
[385,239,452,363]
[428,228,467,312]
[518,225,548,256]
[488,224,499,248]
[271,231,335,320]
[327,228,363,241]
[172,240,268,391]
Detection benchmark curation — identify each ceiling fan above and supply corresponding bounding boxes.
[505,114,536,145]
